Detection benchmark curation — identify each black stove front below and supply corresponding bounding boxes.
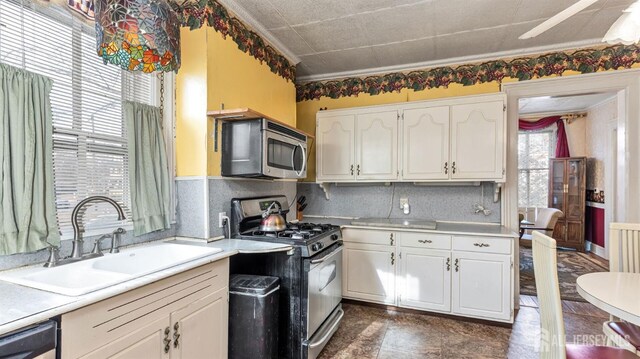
[229,196,344,359]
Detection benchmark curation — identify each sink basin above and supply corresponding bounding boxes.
[351,218,437,230]
[0,243,223,296]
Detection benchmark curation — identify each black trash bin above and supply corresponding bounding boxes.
[229,274,280,359]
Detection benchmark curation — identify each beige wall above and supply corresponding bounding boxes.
[585,98,617,190]
[566,118,586,157]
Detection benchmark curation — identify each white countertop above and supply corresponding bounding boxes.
[0,238,291,337]
[304,216,517,238]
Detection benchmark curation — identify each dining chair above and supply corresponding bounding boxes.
[522,208,563,240]
[532,231,638,359]
[603,223,640,354]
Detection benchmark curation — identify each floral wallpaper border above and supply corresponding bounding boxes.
[296,45,640,102]
[172,0,296,82]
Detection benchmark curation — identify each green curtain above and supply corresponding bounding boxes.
[0,63,60,255]
[124,101,171,236]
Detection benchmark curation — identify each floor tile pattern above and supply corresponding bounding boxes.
[319,299,609,359]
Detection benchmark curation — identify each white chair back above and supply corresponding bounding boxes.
[532,231,567,359]
[535,208,564,237]
[609,223,640,273]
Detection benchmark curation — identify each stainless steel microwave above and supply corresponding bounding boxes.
[221,118,308,179]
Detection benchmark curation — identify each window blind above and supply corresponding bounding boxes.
[0,0,156,238]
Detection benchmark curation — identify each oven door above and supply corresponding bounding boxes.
[306,244,343,339]
[263,130,307,179]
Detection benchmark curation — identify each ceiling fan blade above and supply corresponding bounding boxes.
[519,0,600,39]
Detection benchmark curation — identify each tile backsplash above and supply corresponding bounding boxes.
[0,226,176,271]
[176,177,296,239]
[297,182,501,223]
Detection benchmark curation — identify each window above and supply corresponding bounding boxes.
[518,130,554,208]
[0,0,162,239]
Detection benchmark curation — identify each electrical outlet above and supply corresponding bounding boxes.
[399,197,409,209]
[218,212,227,228]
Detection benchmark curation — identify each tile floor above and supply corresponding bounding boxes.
[318,297,610,359]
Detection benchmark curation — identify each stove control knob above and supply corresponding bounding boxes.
[331,234,339,241]
[318,242,324,249]
[311,243,320,251]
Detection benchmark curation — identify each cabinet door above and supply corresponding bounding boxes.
[355,111,399,180]
[402,107,450,180]
[398,247,451,313]
[450,101,504,179]
[451,252,512,321]
[171,287,229,359]
[81,317,170,359]
[566,159,585,221]
[343,242,396,304]
[317,115,356,181]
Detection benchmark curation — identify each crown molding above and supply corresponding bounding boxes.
[216,0,301,65]
[296,38,605,83]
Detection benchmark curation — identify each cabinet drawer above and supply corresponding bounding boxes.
[397,232,451,250]
[452,236,511,255]
[343,228,395,246]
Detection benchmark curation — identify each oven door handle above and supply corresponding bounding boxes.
[310,246,342,264]
[308,307,345,348]
[293,142,307,178]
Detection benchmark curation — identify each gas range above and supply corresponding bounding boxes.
[229,195,344,359]
[239,223,341,257]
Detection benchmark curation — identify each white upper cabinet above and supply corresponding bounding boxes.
[316,115,356,181]
[450,101,504,180]
[356,111,399,180]
[402,106,450,180]
[316,93,506,183]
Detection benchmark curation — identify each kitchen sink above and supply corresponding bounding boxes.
[0,243,223,296]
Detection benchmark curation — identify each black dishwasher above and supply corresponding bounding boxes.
[0,320,57,359]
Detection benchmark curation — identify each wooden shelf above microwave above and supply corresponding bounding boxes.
[207,107,314,152]
[206,108,314,139]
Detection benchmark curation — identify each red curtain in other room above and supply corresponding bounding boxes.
[518,115,571,158]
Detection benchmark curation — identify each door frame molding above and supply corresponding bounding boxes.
[502,69,638,304]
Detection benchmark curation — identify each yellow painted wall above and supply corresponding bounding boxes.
[175,27,297,177]
[205,27,297,176]
[297,82,501,181]
[175,27,209,177]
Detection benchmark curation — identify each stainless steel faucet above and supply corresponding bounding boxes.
[70,196,126,259]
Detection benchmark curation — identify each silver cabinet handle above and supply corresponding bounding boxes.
[473,243,490,248]
[350,164,354,176]
[390,233,394,246]
[418,239,432,244]
[391,252,395,265]
[444,162,448,174]
[452,161,456,174]
[446,257,451,271]
[454,258,459,272]
[357,164,361,176]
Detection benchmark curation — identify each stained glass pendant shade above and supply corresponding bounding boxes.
[95,0,181,73]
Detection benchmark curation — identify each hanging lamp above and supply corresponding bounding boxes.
[95,0,181,73]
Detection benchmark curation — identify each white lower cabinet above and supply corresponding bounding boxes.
[398,247,451,313]
[451,251,512,321]
[61,259,229,359]
[343,228,514,323]
[343,242,396,304]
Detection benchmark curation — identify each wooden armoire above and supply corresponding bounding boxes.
[548,157,587,251]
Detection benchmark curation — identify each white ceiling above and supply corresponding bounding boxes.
[222,0,635,81]
[519,93,616,115]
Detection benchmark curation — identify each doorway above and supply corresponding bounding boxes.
[503,69,638,305]
[515,93,615,302]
